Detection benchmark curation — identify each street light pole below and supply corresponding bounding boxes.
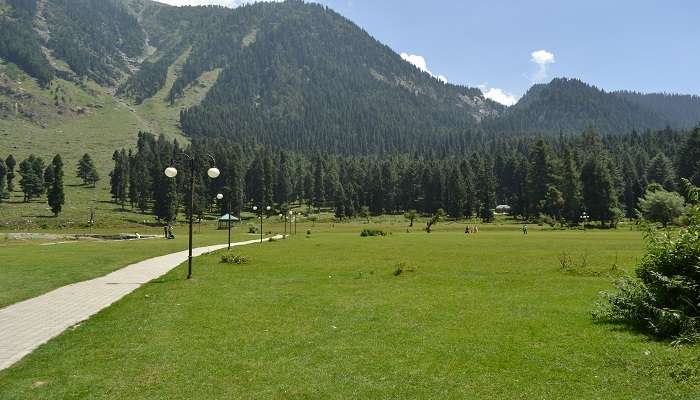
[165,153,219,280]
[217,193,231,250]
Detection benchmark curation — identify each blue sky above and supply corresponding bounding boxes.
[155,0,700,105]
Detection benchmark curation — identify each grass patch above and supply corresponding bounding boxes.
[1,228,698,398]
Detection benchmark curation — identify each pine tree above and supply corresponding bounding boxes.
[47,155,65,216]
[274,151,292,206]
[581,156,619,226]
[560,146,582,224]
[647,153,676,191]
[77,153,99,187]
[445,165,466,218]
[6,154,16,192]
[677,127,700,186]
[0,158,6,201]
[18,155,45,202]
[527,139,557,216]
[109,150,129,207]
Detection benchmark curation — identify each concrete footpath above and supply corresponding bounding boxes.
[0,236,282,371]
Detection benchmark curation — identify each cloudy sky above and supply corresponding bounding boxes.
[154,0,700,105]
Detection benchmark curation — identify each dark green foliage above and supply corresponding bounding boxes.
[0,18,54,85]
[581,156,619,226]
[0,158,6,200]
[6,155,16,192]
[647,153,676,191]
[488,78,668,136]
[44,0,145,84]
[18,154,44,202]
[594,181,700,342]
[77,154,99,187]
[637,189,685,227]
[109,150,129,207]
[360,229,386,237]
[616,91,700,130]
[175,1,499,154]
[47,154,65,216]
[677,127,700,186]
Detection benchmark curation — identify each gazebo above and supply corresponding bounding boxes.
[217,214,239,229]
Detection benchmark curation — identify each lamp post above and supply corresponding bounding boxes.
[581,212,590,232]
[252,205,271,243]
[217,193,233,250]
[164,154,220,279]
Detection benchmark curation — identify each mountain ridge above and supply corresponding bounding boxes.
[0,0,699,155]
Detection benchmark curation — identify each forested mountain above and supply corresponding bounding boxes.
[484,78,677,136]
[0,0,698,154]
[614,91,700,130]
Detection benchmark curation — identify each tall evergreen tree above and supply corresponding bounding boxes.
[6,155,16,192]
[0,158,6,201]
[647,153,676,191]
[560,146,582,224]
[47,155,65,216]
[677,126,700,186]
[581,156,619,226]
[77,153,99,187]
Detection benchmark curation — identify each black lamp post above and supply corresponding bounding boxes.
[217,193,233,250]
[164,153,220,279]
[252,205,271,243]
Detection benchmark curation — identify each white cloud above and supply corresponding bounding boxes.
[530,49,555,82]
[478,84,518,106]
[400,52,447,83]
[154,0,281,7]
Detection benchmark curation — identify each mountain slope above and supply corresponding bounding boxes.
[133,1,503,154]
[485,78,670,135]
[614,91,700,130]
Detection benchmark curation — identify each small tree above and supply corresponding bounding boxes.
[425,208,445,233]
[77,154,99,187]
[404,209,417,227]
[637,189,685,227]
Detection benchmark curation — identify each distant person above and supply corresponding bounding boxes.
[522,224,528,235]
[465,226,470,235]
[164,225,168,239]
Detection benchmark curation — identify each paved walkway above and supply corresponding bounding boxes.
[0,236,282,371]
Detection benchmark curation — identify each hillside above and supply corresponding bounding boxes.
[484,78,675,135]
[614,91,700,130]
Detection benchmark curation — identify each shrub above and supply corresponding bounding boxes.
[220,253,249,265]
[248,226,257,234]
[638,189,685,227]
[594,180,700,343]
[360,229,386,237]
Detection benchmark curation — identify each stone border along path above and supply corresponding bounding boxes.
[0,235,283,371]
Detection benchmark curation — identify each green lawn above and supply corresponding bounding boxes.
[2,226,698,398]
[0,222,267,308]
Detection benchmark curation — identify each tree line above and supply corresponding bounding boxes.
[102,126,700,226]
[0,152,99,216]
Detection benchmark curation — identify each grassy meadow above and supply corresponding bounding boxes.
[1,222,698,398]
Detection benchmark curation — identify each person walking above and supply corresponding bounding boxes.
[522,224,528,235]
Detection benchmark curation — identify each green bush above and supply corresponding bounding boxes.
[220,253,249,265]
[594,180,700,343]
[360,229,386,237]
[248,226,257,234]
